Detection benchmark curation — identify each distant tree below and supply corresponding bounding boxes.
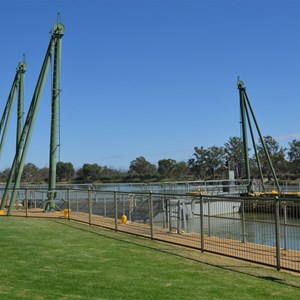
[224,136,244,179]
[287,139,300,176]
[129,156,157,177]
[249,157,259,178]
[21,163,39,183]
[56,162,75,182]
[256,136,287,178]
[188,147,207,179]
[172,161,191,180]
[158,159,177,178]
[101,166,113,178]
[188,146,225,179]
[99,166,127,181]
[37,167,49,182]
[0,168,10,182]
[76,163,102,182]
[205,146,225,179]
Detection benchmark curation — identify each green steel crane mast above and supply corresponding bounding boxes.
[15,59,27,193]
[17,58,26,151]
[238,80,250,182]
[237,79,280,193]
[0,60,26,160]
[0,22,65,214]
[47,21,63,211]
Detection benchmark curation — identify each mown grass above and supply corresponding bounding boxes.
[0,217,300,299]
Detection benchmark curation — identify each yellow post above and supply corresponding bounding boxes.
[121,215,127,224]
[63,208,70,218]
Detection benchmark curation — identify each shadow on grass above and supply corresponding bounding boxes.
[53,219,300,290]
[259,276,285,283]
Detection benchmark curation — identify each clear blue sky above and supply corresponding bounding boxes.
[0,0,299,170]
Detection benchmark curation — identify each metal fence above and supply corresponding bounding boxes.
[1,187,300,272]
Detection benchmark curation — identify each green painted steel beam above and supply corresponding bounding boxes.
[47,22,64,211]
[237,79,280,193]
[0,61,26,210]
[16,60,26,150]
[0,43,52,211]
[0,22,65,214]
[243,91,281,192]
[237,80,250,183]
[14,60,27,194]
[0,63,25,160]
[244,101,265,192]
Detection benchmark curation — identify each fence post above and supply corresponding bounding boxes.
[283,202,287,250]
[208,200,211,236]
[88,187,92,226]
[200,195,204,252]
[166,198,170,232]
[25,188,28,218]
[76,191,78,215]
[114,191,118,231]
[149,192,154,240]
[241,200,246,243]
[177,199,180,233]
[275,198,281,271]
[42,192,45,211]
[162,198,166,228]
[67,187,71,221]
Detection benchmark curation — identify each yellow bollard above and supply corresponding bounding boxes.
[0,210,5,215]
[63,209,70,218]
[121,215,127,224]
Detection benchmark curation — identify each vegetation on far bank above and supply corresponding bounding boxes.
[1,135,300,184]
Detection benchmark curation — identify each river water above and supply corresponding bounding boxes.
[166,212,300,251]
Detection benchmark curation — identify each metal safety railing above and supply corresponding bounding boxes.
[1,186,300,272]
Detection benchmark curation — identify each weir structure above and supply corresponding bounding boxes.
[0,21,65,215]
[237,79,280,193]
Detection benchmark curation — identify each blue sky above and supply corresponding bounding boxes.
[0,0,299,170]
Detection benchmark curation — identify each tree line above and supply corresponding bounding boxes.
[1,136,300,184]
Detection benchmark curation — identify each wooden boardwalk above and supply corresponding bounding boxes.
[8,209,300,272]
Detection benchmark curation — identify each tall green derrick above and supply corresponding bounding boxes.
[237,79,280,193]
[0,21,65,214]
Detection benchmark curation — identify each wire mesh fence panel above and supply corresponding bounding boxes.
[6,188,70,219]
[278,200,300,271]
[1,186,300,272]
[4,189,28,217]
[118,192,152,237]
[93,192,115,218]
[192,196,277,267]
[151,194,202,248]
[68,189,90,223]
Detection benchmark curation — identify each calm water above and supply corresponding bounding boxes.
[166,212,300,251]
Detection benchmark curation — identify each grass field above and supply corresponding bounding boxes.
[0,217,300,299]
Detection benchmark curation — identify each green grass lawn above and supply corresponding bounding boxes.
[0,217,300,299]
